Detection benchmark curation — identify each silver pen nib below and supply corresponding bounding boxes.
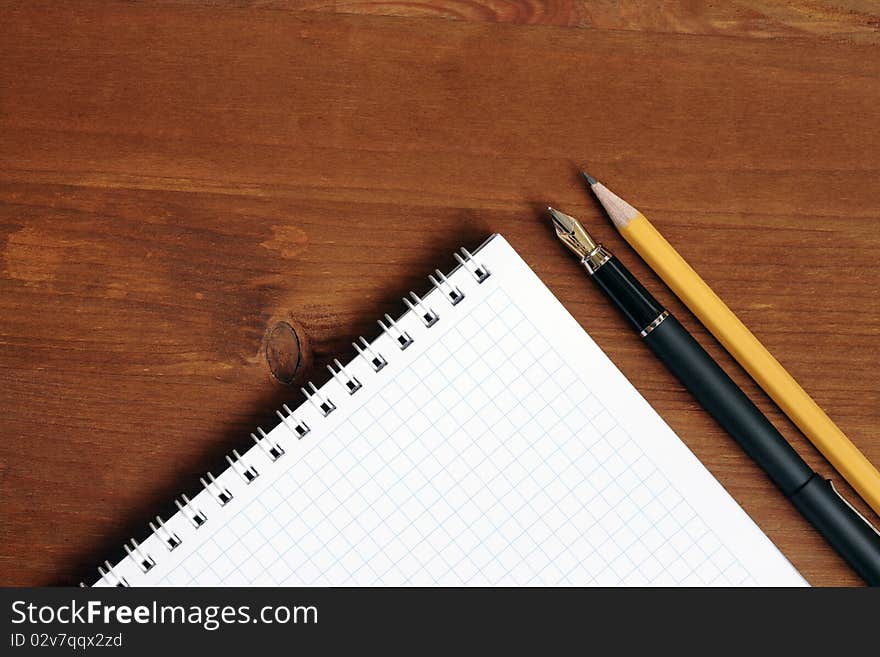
[548,207,598,260]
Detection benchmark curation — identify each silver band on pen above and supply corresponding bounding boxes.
[639,310,669,338]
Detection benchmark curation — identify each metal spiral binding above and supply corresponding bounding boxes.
[353,336,387,372]
[201,472,233,505]
[149,515,181,551]
[276,403,310,438]
[226,449,259,484]
[175,493,207,528]
[124,538,156,574]
[98,560,129,587]
[378,313,413,350]
[93,243,491,585]
[302,381,336,416]
[403,291,439,327]
[252,427,285,461]
[454,246,491,283]
[429,269,464,305]
[328,358,362,395]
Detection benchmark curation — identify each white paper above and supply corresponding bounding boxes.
[95,235,806,587]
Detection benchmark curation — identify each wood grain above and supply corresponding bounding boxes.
[140,0,880,41]
[1,1,878,586]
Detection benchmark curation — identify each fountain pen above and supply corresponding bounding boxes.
[548,207,880,585]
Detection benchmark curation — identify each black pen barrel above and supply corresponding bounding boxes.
[790,475,880,585]
[590,253,880,585]
[647,316,880,584]
[643,315,813,495]
[584,257,665,330]
[591,256,814,493]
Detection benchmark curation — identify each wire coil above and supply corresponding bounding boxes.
[92,244,491,584]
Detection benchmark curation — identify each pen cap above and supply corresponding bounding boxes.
[790,475,880,585]
[643,314,814,493]
[590,257,666,333]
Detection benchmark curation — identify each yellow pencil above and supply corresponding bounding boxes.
[583,171,880,517]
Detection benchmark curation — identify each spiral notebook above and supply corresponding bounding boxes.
[93,234,806,587]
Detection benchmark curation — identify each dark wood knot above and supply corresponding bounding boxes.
[264,320,303,385]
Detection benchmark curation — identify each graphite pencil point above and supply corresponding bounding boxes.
[580,170,598,186]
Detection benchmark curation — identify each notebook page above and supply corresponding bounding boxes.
[95,234,805,587]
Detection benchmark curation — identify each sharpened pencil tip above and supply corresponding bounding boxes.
[580,171,597,186]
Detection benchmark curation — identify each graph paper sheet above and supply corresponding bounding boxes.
[95,234,806,587]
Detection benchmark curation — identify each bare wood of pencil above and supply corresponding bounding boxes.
[582,171,880,518]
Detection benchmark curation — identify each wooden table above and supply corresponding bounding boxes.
[1,1,878,587]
